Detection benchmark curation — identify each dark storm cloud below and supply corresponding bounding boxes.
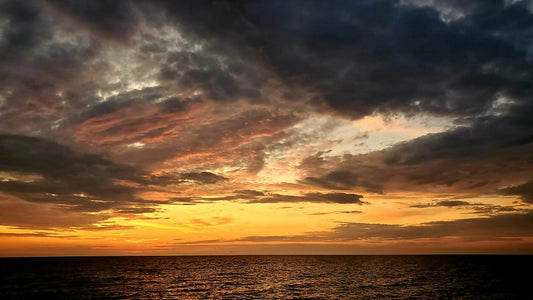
[301,100,533,196]
[82,87,167,120]
[161,51,266,103]
[4,0,531,150]
[399,0,483,21]
[136,0,533,143]
[0,134,142,180]
[3,0,533,128]
[252,0,533,200]
[384,102,533,165]
[0,134,232,215]
[45,0,139,42]
[221,0,533,118]
[0,1,46,59]
[0,0,532,228]
[0,134,152,212]
[0,137,219,221]
[0,0,102,136]
[304,171,360,190]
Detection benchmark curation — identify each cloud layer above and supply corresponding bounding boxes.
[0,0,532,253]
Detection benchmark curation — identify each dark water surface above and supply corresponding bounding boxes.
[0,255,531,299]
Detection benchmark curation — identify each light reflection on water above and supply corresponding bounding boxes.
[0,255,530,299]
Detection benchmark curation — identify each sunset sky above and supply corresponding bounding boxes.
[1,0,533,256]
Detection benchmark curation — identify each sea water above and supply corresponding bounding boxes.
[0,255,530,299]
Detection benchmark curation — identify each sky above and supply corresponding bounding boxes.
[1,0,533,256]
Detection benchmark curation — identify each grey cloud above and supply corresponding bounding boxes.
[150,171,228,186]
[45,0,139,42]
[5,0,533,123]
[304,170,384,194]
[237,0,533,119]
[158,96,198,114]
[183,211,533,244]
[0,0,101,136]
[0,196,110,230]
[248,192,365,204]
[302,101,533,196]
[500,180,533,203]
[331,211,533,240]
[1,0,532,235]
[400,0,487,21]
[0,134,160,213]
[304,171,360,190]
[171,191,365,205]
[468,204,521,216]
[437,200,471,207]
[384,105,533,166]
[0,1,50,61]
[179,172,228,184]
[303,193,364,204]
[82,87,166,120]
[0,134,230,216]
[411,200,470,208]
[410,200,522,216]
[0,134,143,180]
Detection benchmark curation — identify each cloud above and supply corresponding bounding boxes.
[399,0,486,21]
[411,200,471,208]
[436,200,471,207]
[171,191,365,205]
[329,211,533,241]
[248,192,365,204]
[0,232,77,238]
[235,0,533,119]
[500,180,533,203]
[107,107,301,171]
[0,134,201,220]
[180,211,533,244]
[303,170,384,194]
[0,194,110,229]
[178,172,228,184]
[410,199,523,216]
[299,101,533,200]
[100,0,532,120]
[45,0,139,42]
[0,0,533,250]
[0,1,50,61]
[309,210,362,216]
[2,0,533,135]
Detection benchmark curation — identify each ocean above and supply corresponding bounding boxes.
[0,255,530,299]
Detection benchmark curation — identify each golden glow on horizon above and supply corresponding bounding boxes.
[1,108,530,256]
